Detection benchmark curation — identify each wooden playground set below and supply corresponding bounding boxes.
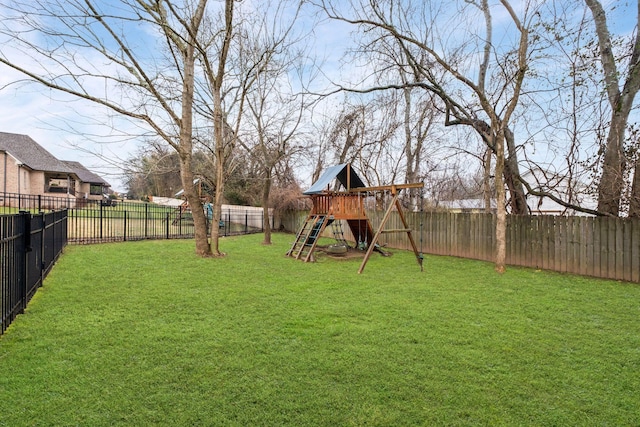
[286,164,424,274]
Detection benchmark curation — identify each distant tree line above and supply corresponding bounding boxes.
[124,142,304,213]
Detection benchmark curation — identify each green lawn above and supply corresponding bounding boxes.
[1,233,638,426]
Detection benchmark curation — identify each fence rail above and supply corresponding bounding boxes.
[281,210,640,283]
[1,210,67,335]
[1,192,270,243]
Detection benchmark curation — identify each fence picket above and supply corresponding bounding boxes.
[606,219,615,278]
[615,220,624,281]
[632,221,640,283]
[623,220,633,282]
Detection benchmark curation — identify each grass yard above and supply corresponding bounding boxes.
[0,233,639,426]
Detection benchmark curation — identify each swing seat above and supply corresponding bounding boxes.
[327,243,348,255]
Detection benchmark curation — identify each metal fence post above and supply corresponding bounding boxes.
[100,202,104,240]
[166,212,170,239]
[145,203,149,238]
[20,211,32,314]
[40,212,46,283]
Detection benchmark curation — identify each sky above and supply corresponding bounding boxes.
[0,0,354,193]
[0,0,637,194]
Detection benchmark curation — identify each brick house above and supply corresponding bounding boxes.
[0,132,110,207]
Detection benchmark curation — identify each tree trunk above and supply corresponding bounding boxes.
[210,145,225,256]
[483,148,492,212]
[629,159,640,218]
[494,130,507,273]
[180,155,210,257]
[180,4,210,257]
[209,0,235,256]
[403,86,422,210]
[209,82,226,256]
[262,170,272,245]
[504,128,528,214]
[597,112,627,216]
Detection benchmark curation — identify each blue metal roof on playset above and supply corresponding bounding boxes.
[303,163,366,195]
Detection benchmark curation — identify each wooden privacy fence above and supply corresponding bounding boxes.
[280,210,640,283]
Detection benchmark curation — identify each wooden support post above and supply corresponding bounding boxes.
[358,193,398,274]
[395,196,423,271]
[380,229,412,233]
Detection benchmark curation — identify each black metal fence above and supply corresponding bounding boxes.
[0,192,270,243]
[1,210,67,335]
[0,193,271,336]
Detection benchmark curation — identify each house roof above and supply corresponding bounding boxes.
[0,132,74,174]
[62,161,110,186]
[174,178,200,197]
[303,163,366,195]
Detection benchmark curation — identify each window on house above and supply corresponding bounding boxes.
[90,184,102,196]
[45,175,75,195]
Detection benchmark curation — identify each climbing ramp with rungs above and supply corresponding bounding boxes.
[286,214,330,262]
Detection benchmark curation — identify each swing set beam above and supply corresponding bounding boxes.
[348,183,424,194]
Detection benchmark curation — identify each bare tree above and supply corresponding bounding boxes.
[0,0,213,255]
[525,3,603,215]
[353,20,443,208]
[319,99,399,188]
[196,0,236,256]
[584,0,640,217]
[189,0,314,253]
[234,1,310,245]
[628,125,640,217]
[316,0,538,272]
[399,86,441,210]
